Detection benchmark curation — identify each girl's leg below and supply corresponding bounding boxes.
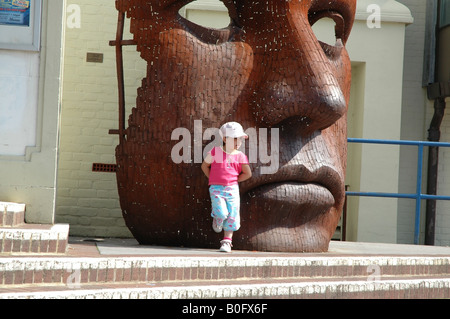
[224,230,233,240]
[223,185,241,233]
[219,185,240,252]
[209,185,228,232]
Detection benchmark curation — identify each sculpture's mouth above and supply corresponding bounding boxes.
[242,182,335,228]
[242,164,343,219]
[240,128,345,225]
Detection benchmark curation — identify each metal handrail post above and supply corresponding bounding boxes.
[414,144,424,244]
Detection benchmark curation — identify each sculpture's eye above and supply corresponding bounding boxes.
[177,0,234,44]
[308,9,348,59]
[309,10,346,46]
[178,0,230,29]
[307,0,354,48]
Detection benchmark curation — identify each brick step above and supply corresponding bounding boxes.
[0,202,25,227]
[1,255,448,286]
[0,224,69,255]
[1,275,449,299]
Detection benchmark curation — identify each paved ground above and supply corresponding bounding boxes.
[68,237,450,257]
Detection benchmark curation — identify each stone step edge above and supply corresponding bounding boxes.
[1,276,449,299]
[0,202,25,227]
[1,273,449,290]
[0,224,69,254]
[1,255,448,286]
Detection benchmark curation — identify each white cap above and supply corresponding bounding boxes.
[220,122,248,139]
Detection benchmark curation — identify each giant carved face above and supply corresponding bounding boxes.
[114,0,356,252]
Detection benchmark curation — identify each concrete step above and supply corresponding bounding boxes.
[0,224,70,254]
[1,238,449,299]
[1,275,449,299]
[0,255,449,286]
[0,202,25,227]
[0,201,69,255]
[0,253,449,299]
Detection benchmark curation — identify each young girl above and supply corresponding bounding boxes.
[201,122,252,252]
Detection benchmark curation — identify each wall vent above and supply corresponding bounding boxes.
[92,163,117,173]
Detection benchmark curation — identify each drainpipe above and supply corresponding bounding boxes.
[425,97,445,245]
[425,0,450,245]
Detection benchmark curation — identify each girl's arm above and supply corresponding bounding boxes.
[201,153,213,178]
[238,164,252,183]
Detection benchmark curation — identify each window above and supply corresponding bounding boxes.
[0,0,42,51]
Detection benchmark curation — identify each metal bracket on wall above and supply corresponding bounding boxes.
[108,11,137,141]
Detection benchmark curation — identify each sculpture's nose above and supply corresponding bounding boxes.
[238,1,349,133]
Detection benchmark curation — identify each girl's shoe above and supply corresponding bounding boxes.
[219,239,232,253]
[212,218,223,233]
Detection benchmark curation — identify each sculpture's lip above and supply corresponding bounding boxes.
[243,182,335,218]
[241,164,344,208]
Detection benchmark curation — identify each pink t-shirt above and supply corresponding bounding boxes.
[208,147,249,186]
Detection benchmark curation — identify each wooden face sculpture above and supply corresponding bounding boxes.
[114,0,356,252]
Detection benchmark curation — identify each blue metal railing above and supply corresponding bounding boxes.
[346,138,450,245]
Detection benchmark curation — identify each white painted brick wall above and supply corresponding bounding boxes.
[56,0,145,237]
